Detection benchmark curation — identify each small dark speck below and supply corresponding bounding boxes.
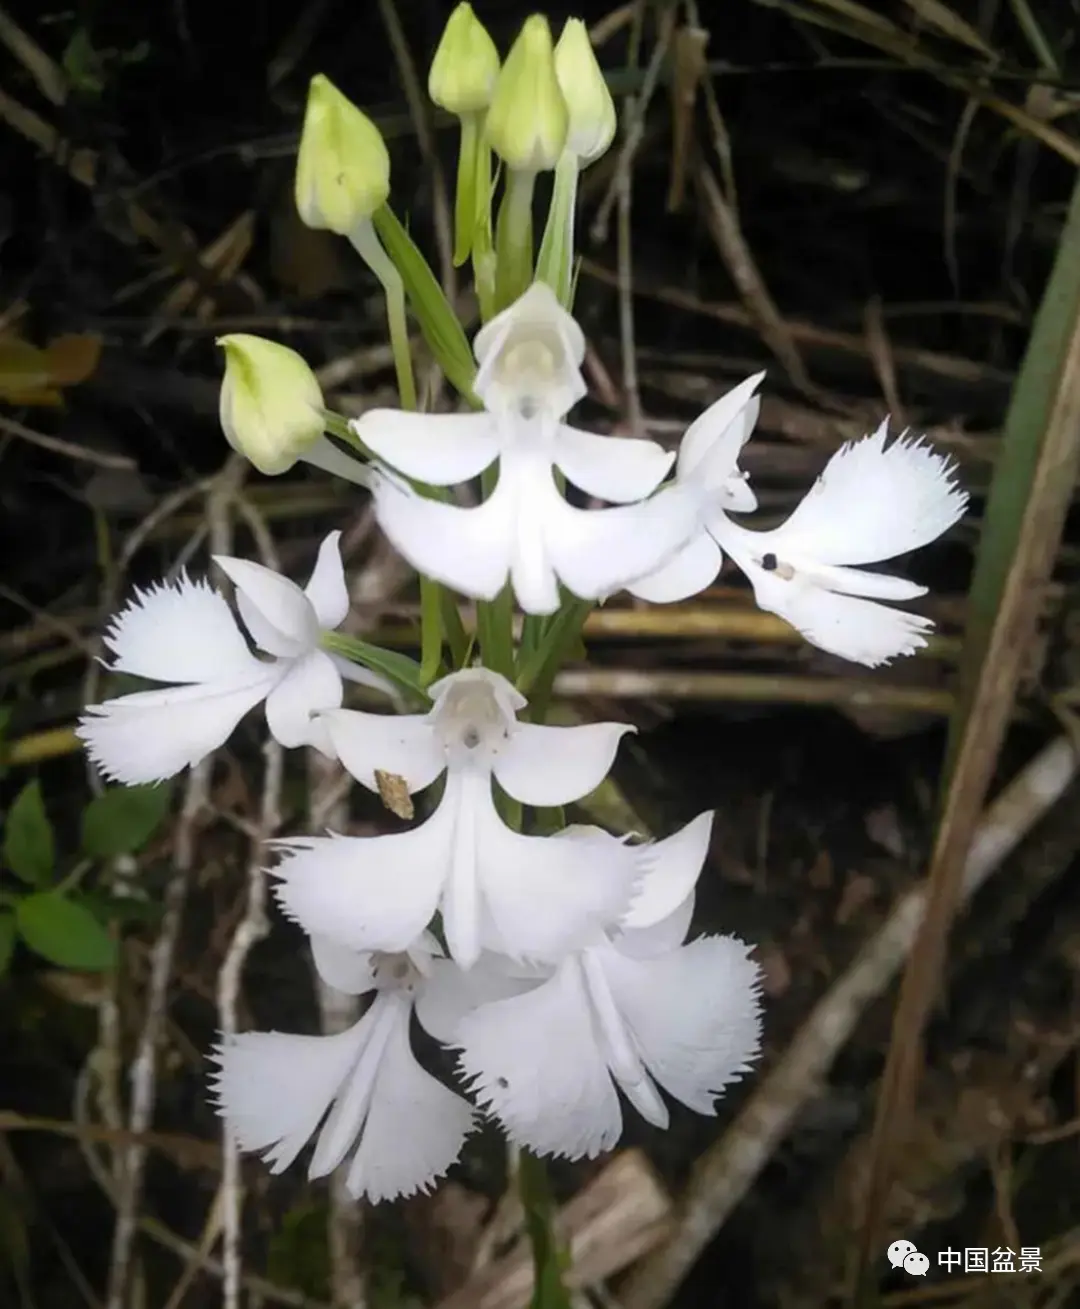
[497,1077,509,1088]
[762,553,778,571]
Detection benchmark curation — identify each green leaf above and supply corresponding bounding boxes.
[0,912,15,975]
[15,893,117,970]
[3,780,54,885]
[321,631,430,704]
[372,203,479,403]
[80,783,172,859]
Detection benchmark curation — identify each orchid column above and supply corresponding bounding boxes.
[76,4,969,1303]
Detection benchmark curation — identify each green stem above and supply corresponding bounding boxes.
[453,113,480,265]
[519,1150,572,1309]
[516,598,593,720]
[350,218,418,411]
[495,167,537,309]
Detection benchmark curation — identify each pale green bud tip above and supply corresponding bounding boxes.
[218,334,325,476]
[295,74,390,235]
[486,14,568,173]
[555,19,616,163]
[429,3,500,115]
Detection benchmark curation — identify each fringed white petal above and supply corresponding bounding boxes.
[603,935,762,1115]
[476,805,639,962]
[78,671,280,784]
[272,809,451,953]
[304,531,349,630]
[414,954,544,1044]
[319,708,445,794]
[264,649,343,750]
[763,421,967,566]
[456,959,623,1159]
[622,811,713,931]
[353,410,500,485]
[210,1020,369,1173]
[492,720,633,806]
[310,934,377,996]
[215,555,319,656]
[677,374,764,487]
[736,557,935,667]
[344,996,476,1201]
[553,426,674,503]
[625,531,722,604]
[101,574,257,683]
[542,479,700,602]
[371,470,514,602]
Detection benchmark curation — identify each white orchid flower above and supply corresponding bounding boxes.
[430,811,763,1159]
[630,386,968,666]
[272,667,641,969]
[78,532,386,783]
[357,282,701,614]
[211,933,477,1203]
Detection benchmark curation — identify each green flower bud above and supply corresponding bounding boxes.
[554,19,616,163]
[295,75,390,235]
[218,334,325,475]
[429,3,500,115]
[485,14,568,173]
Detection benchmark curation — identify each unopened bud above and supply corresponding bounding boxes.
[486,15,567,172]
[218,334,325,475]
[429,3,500,115]
[554,19,616,163]
[295,75,390,235]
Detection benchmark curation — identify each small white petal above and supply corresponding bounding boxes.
[473,282,587,421]
[737,557,934,667]
[543,480,699,602]
[304,531,349,630]
[615,893,696,959]
[622,811,713,931]
[102,574,257,683]
[492,720,633,806]
[273,811,451,954]
[78,671,280,784]
[215,556,320,656]
[330,654,397,700]
[476,806,638,962]
[791,560,926,602]
[320,708,445,794]
[310,934,377,996]
[353,410,500,485]
[211,1021,368,1173]
[298,434,373,489]
[603,935,762,1115]
[371,470,514,601]
[762,421,967,566]
[264,649,343,749]
[456,959,623,1160]
[309,995,399,1177]
[345,998,476,1201]
[677,374,764,485]
[414,954,544,1044]
[625,530,722,604]
[553,426,674,503]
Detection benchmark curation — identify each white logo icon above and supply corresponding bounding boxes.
[887,1240,918,1270]
[904,1253,930,1277]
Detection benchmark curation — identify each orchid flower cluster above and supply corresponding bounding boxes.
[76,5,968,1212]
